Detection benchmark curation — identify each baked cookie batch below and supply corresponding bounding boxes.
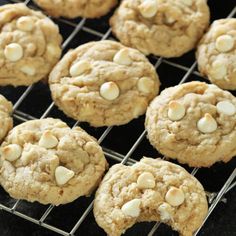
[0,1,235,236]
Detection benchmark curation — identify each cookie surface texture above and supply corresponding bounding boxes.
[197,19,236,90]
[34,0,117,19]
[0,94,13,143]
[0,118,107,205]
[94,157,208,236]
[145,81,236,167]
[49,40,160,127]
[110,0,210,58]
[0,3,62,86]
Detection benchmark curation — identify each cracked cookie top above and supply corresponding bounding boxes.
[197,19,236,90]
[145,81,236,167]
[0,118,107,205]
[0,3,62,86]
[94,157,208,236]
[110,0,210,58]
[49,40,160,127]
[33,0,118,19]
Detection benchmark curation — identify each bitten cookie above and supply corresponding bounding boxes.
[0,3,62,86]
[196,19,236,90]
[49,40,160,127]
[0,118,107,205]
[0,94,13,143]
[94,157,208,236]
[33,0,117,19]
[145,81,236,167]
[110,0,210,58]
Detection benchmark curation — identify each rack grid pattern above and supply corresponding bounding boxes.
[0,0,235,235]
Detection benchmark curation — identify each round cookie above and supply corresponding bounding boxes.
[0,94,13,143]
[33,0,118,19]
[94,157,208,236]
[145,81,236,167]
[0,3,62,86]
[110,0,210,58]
[49,40,160,127]
[196,19,236,90]
[0,118,107,205]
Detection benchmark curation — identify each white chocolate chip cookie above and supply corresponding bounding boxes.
[49,40,160,127]
[196,19,236,90]
[0,4,62,86]
[33,0,117,19]
[110,0,210,58]
[0,94,13,143]
[145,82,236,167]
[94,158,208,236]
[0,118,107,205]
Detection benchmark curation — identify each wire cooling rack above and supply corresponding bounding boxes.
[0,0,236,235]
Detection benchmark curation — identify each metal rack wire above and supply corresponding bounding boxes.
[0,0,235,235]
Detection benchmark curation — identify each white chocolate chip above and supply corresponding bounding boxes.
[210,60,227,80]
[113,49,132,66]
[165,15,176,24]
[70,60,91,77]
[46,44,61,57]
[121,199,141,217]
[16,16,34,32]
[100,81,120,101]
[168,101,186,121]
[4,43,23,62]
[137,77,154,94]
[180,0,192,6]
[158,203,173,221]
[139,0,158,18]
[197,113,218,134]
[137,172,155,189]
[55,166,75,186]
[216,101,236,116]
[165,187,185,207]
[39,131,58,149]
[20,65,36,76]
[215,35,234,52]
[1,144,22,162]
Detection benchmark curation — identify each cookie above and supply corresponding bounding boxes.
[145,81,236,167]
[0,3,62,86]
[49,40,160,127]
[33,0,118,19]
[110,0,210,58]
[0,94,13,143]
[0,118,107,205]
[196,19,236,90]
[94,157,208,236]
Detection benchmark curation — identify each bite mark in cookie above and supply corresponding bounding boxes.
[94,158,208,236]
